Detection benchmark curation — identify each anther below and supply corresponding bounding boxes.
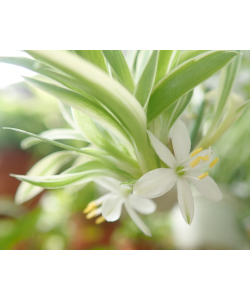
[209,158,219,169]
[190,158,200,168]
[198,172,209,180]
[190,147,203,158]
[86,209,99,219]
[95,216,106,225]
[83,202,96,214]
[199,155,209,161]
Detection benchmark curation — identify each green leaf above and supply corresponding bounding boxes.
[0,57,83,94]
[11,161,125,189]
[3,127,112,160]
[164,91,193,129]
[159,91,194,145]
[15,151,75,204]
[134,50,159,108]
[102,50,135,92]
[155,50,181,84]
[21,129,86,149]
[25,51,150,171]
[178,50,209,65]
[134,50,152,84]
[213,51,242,124]
[58,101,78,129]
[147,50,240,124]
[75,50,108,73]
[124,50,139,74]
[23,76,132,145]
[72,109,139,169]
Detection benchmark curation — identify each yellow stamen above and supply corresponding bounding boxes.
[190,147,203,158]
[190,155,209,168]
[190,158,200,168]
[209,158,219,169]
[199,155,209,161]
[83,203,96,214]
[95,216,106,225]
[198,172,209,179]
[86,209,98,219]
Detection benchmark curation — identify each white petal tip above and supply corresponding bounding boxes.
[144,230,152,237]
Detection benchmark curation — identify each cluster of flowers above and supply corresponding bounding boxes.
[84,120,222,236]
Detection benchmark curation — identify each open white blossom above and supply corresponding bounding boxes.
[83,177,156,236]
[133,120,222,224]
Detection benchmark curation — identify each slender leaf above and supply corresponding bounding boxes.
[75,50,108,73]
[134,50,152,83]
[155,50,181,84]
[11,161,126,189]
[58,101,78,129]
[124,50,139,73]
[178,50,209,65]
[21,129,86,149]
[147,50,240,124]
[102,50,135,92]
[213,51,242,124]
[23,76,132,145]
[4,127,112,160]
[25,51,150,171]
[134,50,159,108]
[72,109,139,169]
[15,151,75,204]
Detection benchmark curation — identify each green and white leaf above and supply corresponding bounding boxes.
[25,51,151,171]
[75,50,108,73]
[134,50,159,109]
[58,101,78,130]
[21,128,86,149]
[11,161,128,189]
[147,50,240,124]
[159,90,194,145]
[102,50,135,92]
[23,76,132,145]
[212,51,242,126]
[178,50,209,65]
[134,50,152,83]
[72,109,139,169]
[154,50,181,85]
[15,151,75,204]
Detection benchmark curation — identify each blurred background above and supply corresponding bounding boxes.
[1,50,250,250]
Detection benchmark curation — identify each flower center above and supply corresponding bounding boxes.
[176,166,185,176]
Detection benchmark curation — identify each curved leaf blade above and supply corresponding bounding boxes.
[178,50,209,65]
[22,76,132,145]
[75,50,108,73]
[102,50,135,92]
[147,50,240,124]
[155,50,181,84]
[15,151,75,204]
[21,129,87,149]
[134,50,159,108]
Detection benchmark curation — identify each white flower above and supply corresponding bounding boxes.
[133,120,222,225]
[83,177,156,236]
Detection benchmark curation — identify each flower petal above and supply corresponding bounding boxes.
[171,120,191,162]
[176,179,194,225]
[95,177,122,193]
[147,130,176,168]
[187,173,223,201]
[101,195,124,221]
[124,201,152,236]
[129,195,156,215]
[133,168,177,198]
